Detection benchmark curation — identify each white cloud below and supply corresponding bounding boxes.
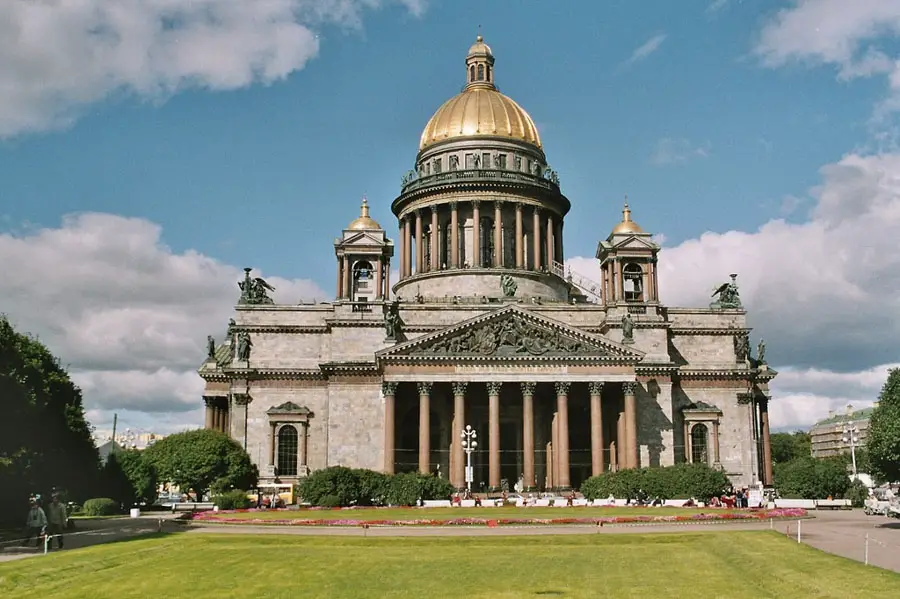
[0,213,327,434]
[566,151,900,429]
[706,0,729,15]
[625,34,667,66]
[0,0,427,139]
[651,138,711,166]
[754,0,900,121]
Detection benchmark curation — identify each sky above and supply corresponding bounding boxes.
[2,0,899,437]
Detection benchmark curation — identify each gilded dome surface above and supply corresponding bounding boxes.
[419,88,542,151]
[418,36,542,152]
[347,197,381,230]
[611,202,645,235]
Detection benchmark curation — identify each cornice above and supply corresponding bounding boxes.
[670,327,751,336]
[234,325,328,334]
[379,354,638,365]
[677,368,754,380]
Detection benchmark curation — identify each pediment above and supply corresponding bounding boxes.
[378,305,644,361]
[266,401,311,416]
[340,231,385,246]
[611,235,659,251]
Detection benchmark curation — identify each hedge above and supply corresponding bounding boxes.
[82,497,120,516]
[214,489,252,510]
[298,467,454,507]
[580,464,731,502]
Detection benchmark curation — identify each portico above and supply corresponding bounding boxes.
[376,304,644,490]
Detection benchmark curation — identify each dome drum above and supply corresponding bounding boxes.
[393,268,571,304]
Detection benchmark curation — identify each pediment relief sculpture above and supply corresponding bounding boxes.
[266,401,311,416]
[411,314,605,357]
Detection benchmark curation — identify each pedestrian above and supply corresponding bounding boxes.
[23,497,47,547]
[46,493,67,550]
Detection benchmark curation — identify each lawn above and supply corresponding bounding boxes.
[205,505,745,521]
[1,532,897,598]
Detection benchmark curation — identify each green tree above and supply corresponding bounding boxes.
[770,431,811,464]
[142,429,257,500]
[0,316,100,524]
[773,456,850,499]
[116,448,158,505]
[866,368,900,483]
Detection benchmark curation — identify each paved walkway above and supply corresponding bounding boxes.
[2,510,899,572]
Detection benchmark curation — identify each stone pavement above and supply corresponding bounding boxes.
[2,510,899,573]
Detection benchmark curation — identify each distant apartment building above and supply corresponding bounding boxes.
[809,407,874,458]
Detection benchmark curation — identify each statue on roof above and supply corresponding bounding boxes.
[206,335,216,359]
[711,274,742,309]
[384,301,401,341]
[621,312,635,344]
[238,268,275,305]
[734,333,750,362]
[236,331,253,362]
[500,274,517,297]
[757,338,767,365]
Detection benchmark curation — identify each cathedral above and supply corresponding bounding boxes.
[198,37,776,492]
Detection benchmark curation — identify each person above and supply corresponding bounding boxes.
[24,497,47,547]
[46,493,67,550]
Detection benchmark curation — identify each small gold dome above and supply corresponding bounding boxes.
[347,197,382,230]
[611,200,645,235]
[419,36,542,151]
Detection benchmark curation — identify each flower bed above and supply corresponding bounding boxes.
[192,508,808,527]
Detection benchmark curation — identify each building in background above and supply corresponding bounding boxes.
[92,430,166,452]
[198,37,777,492]
[809,406,874,458]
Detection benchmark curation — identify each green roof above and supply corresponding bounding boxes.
[813,407,874,427]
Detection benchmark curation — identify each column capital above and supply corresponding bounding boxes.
[486,381,503,396]
[430,204,439,214]
[449,200,458,210]
[203,396,216,407]
[622,381,637,396]
[515,202,523,212]
[233,393,252,406]
[451,382,468,396]
[554,381,570,396]
[382,382,398,396]
[472,199,481,208]
[533,206,542,216]
[417,381,432,396]
[520,382,537,396]
[588,382,605,396]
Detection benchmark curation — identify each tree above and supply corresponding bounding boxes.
[770,431,811,464]
[143,429,257,500]
[866,368,900,483]
[0,316,100,524]
[773,456,850,499]
[107,448,158,507]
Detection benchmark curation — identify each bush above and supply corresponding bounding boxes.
[844,479,869,507]
[214,489,252,510]
[774,456,850,499]
[82,497,119,516]
[297,467,454,507]
[580,464,731,502]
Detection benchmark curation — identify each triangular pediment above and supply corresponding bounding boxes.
[340,231,385,246]
[611,235,659,250]
[378,305,644,361]
[266,401,311,416]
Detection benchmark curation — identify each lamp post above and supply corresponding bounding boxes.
[461,425,478,492]
[842,422,860,482]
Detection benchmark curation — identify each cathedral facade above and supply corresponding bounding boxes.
[198,37,776,492]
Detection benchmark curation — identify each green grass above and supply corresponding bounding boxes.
[1,532,898,598]
[210,506,741,521]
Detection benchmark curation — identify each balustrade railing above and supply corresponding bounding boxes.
[401,169,560,194]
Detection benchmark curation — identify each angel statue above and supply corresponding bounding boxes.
[238,268,275,305]
[710,274,742,309]
[757,338,767,365]
[206,335,216,359]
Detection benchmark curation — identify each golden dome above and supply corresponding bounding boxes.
[418,36,542,151]
[611,200,645,235]
[347,197,382,230]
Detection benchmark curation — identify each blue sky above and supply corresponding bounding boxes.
[0,0,875,277]
[2,0,899,434]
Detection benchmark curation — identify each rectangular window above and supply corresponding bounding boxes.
[483,153,491,168]
[498,154,507,169]
[465,154,475,169]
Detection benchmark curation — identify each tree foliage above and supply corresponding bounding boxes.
[142,429,257,499]
[0,316,99,524]
[298,467,453,507]
[770,431,811,464]
[866,368,900,483]
[103,448,158,508]
[773,456,850,499]
[580,464,731,502]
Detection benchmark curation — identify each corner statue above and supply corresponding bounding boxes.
[756,338,767,365]
[206,335,216,359]
[621,312,635,344]
[238,268,275,305]
[384,301,401,341]
[500,274,518,297]
[236,331,253,362]
[710,273,742,309]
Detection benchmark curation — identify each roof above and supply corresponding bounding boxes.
[812,407,875,427]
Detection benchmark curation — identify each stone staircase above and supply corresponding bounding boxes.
[551,261,603,303]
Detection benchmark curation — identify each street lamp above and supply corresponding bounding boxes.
[461,425,478,492]
[842,422,860,481]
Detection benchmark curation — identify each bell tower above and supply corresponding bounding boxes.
[334,197,394,302]
[596,200,660,307]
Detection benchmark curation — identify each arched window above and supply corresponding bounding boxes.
[691,424,709,465]
[277,425,298,476]
[477,64,485,81]
[623,263,644,302]
[486,65,492,82]
[470,65,475,82]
